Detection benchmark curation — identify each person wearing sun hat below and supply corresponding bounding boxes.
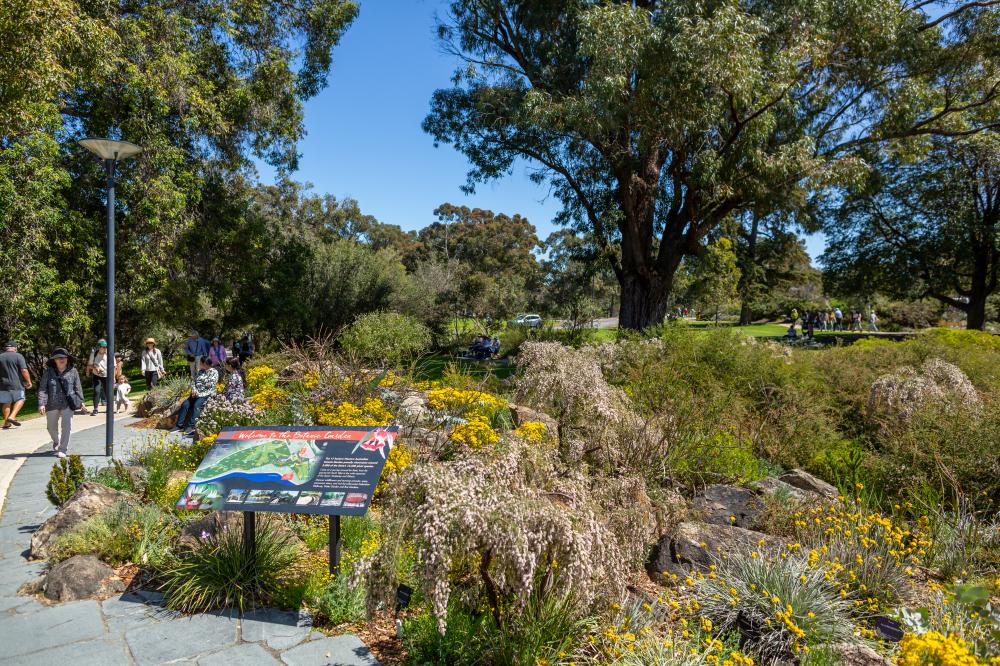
[140,337,165,389]
[1,340,32,429]
[38,348,85,457]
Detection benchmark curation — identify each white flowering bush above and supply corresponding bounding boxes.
[356,436,656,634]
[868,358,980,420]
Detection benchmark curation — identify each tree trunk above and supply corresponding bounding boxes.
[966,294,987,330]
[738,216,760,326]
[618,271,668,330]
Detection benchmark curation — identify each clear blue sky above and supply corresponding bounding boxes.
[259,0,827,261]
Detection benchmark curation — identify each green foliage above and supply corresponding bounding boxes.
[45,455,86,506]
[403,600,489,665]
[51,499,177,568]
[85,459,139,494]
[315,575,366,626]
[340,311,431,367]
[160,516,300,614]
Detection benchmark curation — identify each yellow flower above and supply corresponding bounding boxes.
[512,420,548,443]
[246,365,277,393]
[450,415,499,449]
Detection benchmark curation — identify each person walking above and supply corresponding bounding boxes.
[141,338,165,390]
[868,310,879,332]
[834,307,843,331]
[1,341,32,429]
[38,348,85,458]
[208,337,227,368]
[86,339,109,415]
[238,332,254,365]
[185,330,209,379]
[114,354,131,413]
[222,357,245,401]
[175,357,219,436]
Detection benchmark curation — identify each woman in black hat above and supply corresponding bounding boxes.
[37,348,85,458]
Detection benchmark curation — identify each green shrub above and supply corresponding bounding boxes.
[85,459,139,493]
[144,374,190,413]
[315,575,366,626]
[160,516,299,613]
[51,499,177,568]
[340,311,431,367]
[403,600,488,665]
[46,455,86,506]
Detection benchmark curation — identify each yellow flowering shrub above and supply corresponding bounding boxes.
[246,365,277,393]
[512,420,548,443]
[249,385,289,411]
[303,370,320,390]
[427,387,505,418]
[311,398,393,427]
[375,442,413,499]
[897,631,989,666]
[450,415,500,449]
[378,371,396,387]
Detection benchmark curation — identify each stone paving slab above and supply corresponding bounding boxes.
[5,638,133,666]
[199,642,284,665]
[0,599,106,658]
[281,635,380,666]
[0,421,381,665]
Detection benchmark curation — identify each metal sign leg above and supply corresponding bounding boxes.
[329,515,341,577]
[243,511,256,572]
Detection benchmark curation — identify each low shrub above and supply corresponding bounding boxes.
[897,581,1000,664]
[51,499,177,568]
[85,459,139,493]
[340,311,431,367]
[695,552,856,661]
[144,374,190,413]
[195,396,262,437]
[46,455,86,506]
[160,516,299,613]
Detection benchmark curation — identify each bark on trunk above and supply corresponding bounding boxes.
[618,271,669,330]
[966,295,987,330]
[738,216,760,326]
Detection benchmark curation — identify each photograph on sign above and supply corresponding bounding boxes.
[176,425,398,516]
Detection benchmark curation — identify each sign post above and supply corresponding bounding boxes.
[177,425,398,579]
[243,511,256,571]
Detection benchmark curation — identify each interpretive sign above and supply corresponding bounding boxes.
[176,425,399,516]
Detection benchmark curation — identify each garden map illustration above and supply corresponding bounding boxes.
[177,426,397,516]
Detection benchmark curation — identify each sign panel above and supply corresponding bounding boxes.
[176,425,398,516]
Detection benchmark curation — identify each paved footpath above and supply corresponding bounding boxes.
[0,418,379,665]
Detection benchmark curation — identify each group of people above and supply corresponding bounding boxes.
[183,330,254,380]
[787,308,879,338]
[464,335,501,360]
[0,330,256,457]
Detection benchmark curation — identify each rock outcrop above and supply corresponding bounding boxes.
[30,483,127,560]
[647,521,784,580]
[777,469,839,500]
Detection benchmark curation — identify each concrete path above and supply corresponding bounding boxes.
[0,420,380,665]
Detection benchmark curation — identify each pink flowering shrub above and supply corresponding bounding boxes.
[355,437,656,634]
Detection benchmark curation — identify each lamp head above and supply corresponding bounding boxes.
[78,138,142,161]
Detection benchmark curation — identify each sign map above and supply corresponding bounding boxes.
[176,425,398,516]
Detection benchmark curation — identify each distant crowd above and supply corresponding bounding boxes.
[787,308,879,338]
[0,330,257,457]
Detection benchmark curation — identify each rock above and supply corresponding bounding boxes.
[750,477,823,504]
[178,511,244,549]
[509,404,559,436]
[154,397,187,429]
[399,393,428,422]
[30,483,127,559]
[692,484,760,528]
[43,555,124,602]
[777,469,839,500]
[403,426,449,449]
[647,521,784,581]
[652,488,688,535]
[822,643,893,666]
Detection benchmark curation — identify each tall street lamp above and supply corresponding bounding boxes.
[78,138,142,457]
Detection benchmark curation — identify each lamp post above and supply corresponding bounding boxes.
[78,138,142,457]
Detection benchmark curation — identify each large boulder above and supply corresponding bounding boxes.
[692,484,761,528]
[42,555,124,602]
[647,521,784,581]
[154,397,187,429]
[822,643,893,666]
[777,469,839,500]
[750,476,826,504]
[30,483,127,560]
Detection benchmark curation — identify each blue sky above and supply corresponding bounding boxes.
[259,0,827,261]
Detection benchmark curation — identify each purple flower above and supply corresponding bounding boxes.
[200,530,210,541]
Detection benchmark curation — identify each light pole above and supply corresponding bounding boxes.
[78,138,142,457]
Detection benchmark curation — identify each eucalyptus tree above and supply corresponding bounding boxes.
[424,0,1000,330]
[823,131,1000,330]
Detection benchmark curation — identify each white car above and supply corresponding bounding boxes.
[514,314,543,328]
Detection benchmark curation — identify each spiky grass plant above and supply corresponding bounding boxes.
[160,516,299,613]
[695,552,856,662]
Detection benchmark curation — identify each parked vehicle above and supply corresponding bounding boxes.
[512,314,543,328]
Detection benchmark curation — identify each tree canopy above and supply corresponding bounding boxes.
[424,0,1000,330]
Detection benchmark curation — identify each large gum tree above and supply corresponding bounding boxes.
[423,0,1000,330]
